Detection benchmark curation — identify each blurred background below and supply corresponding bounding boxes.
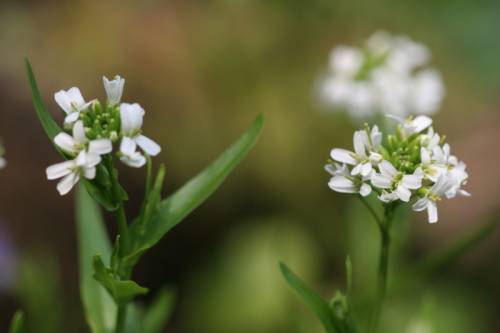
[0,0,500,332]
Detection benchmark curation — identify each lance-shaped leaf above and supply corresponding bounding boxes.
[9,311,25,333]
[280,262,344,333]
[142,286,177,333]
[24,56,118,211]
[125,114,264,263]
[93,253,149,306]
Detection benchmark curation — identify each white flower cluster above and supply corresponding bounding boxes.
[46,76,161,195]
[319,31,446,119]
[326,115,470,223]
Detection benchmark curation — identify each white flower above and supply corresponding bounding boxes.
[103,76,125,106]
[54,87,92,124]
[328,169,373,196]
[410,69,445,115]
[420,126,440,150]
[412,173,456,223]
[46,151,101,195]
[329,45,364,78]
[0,157,6,169]
[361,125,382,152]
[386,114,433,138]
[330,131,373,176]
[120,137,147,168]
[54,120,112,156]
[371,160,422,202]
[120,103,161,156]
[420,147,448,182]
[325,162,349,177]
[445,162,470,198]
[433,143,457,166]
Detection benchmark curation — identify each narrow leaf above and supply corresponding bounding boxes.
[9,310,25,333]
[345,256,358,333]
[280,262,342,333]
[25,56,118,210]
[126,113,264,261]
[142,286,177,333]
[93,254,149,306]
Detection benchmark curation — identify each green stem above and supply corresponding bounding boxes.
[115,304,127,333]
[366,204,393,333]
[105,155,131,259]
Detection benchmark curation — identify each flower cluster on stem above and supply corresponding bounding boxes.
[47,76,161,195]
[326,114,470,223]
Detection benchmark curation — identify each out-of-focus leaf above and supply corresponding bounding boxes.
[142,286,177,333]
[76,183,117,333]
[9,311,25,333]
[279,262,343,333]
[345,256,358,333]
[390,218,497,294]
[93,253,149,306]
[126,113,264,262]
[25,56,118,211]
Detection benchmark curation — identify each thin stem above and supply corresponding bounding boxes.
[366,204,394,333]
[357,194,382,230]
[115,305,127,333]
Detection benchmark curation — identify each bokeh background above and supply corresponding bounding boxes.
[1,0,500,332]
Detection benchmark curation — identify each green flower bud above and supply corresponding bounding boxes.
[391,152,400,168]
[93,120,102,134]
[81,114,93,127]
[92,99,104,116]
[85,128,97,140]
[396,124,403,141]
[416,186,428,197]
[378,145,391,161]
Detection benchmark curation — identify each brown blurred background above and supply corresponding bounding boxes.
[0,0,500,332]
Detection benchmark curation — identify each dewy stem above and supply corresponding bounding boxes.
[366,203,394,333]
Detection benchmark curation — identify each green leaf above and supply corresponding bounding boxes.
[109,236,120,274]
[279,262,343,333]
[93,253,149,306]
[9,310,25,333]
[76,183,117,333]
[345,256,358,333]
[126,113,264,262]
[390,218,498,294]
[25,56,118,211]
[142,286,177,333]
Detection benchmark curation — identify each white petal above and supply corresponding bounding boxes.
[412,196,428,211]
[78,101,93,112]
[369,152,382,166]
[330,148,357,165]
[351,163,362,176]
[66,87,85,107]
[46,160,74,180]
[443,143,451,160]
[65,112,80,123]
[432,146,445,165]
[57,172,79,195]
[402,174,422,189]
[378,160,398,178]
[83,166,96,179]
[120,136,137,156]
[54,133,77,153]
[456,189,471,197]
[414,167,425,179]
[120,103,144,134]
[75,150,87,166]
[120,152,146,168]
[359,183,372,196]
[448,155,458,166]
[135,135,161,156]
[427,200,438,223]
[395,183,411,202]
[73,120,87,144]
[385,114,404,124]
[360,162,372,176]
[85,153,102,167]
[353,131,366,158]
[412,116,433,132]
[89,139,112,155]
[420,147,431,165]
[328,177,358,193]
[378,191,398,203]
[54,90,74,114]
[371,174,393,188]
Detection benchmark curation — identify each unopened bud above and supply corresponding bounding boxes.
[93,120,102,134]
[85,128,97,140]
[92,100,103,116]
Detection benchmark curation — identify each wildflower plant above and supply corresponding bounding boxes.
[20,57,264,333]
[279,114,485,333]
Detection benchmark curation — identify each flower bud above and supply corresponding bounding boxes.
[85,128,97,140]
[93,120,102,135]
[91,100,103,116]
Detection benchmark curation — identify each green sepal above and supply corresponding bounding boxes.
[25,56,118,211]
[92,253,149,306]
[141,286,177,333]
[124,114,264,265]
[9,310,25,333]
[280,262,344,333]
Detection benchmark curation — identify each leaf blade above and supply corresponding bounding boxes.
[9,310,25,333]
[142,286,177,333]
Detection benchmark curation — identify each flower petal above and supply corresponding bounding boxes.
[83,166,96,179]
[378,191,398,203]
[412,115,433,132]
[351,163,362,176]
[65,112,80,123]
[395,183,411,202]
[360,162,372,176]
[66,87,85,107]
[353,131,366,158]
[57,172,79,195]
[54,133,77,153]
[72,120,87,144]
[386,114,404,124]
[54,90,73,114]
[432,146,445,165]
[328,177,358,193]
[330,148,357,165]
[359,183,372,196]
[420,147,431,165]
[371,174,392,188]
[89,139,112,155]
[135,135,161,156]
[412,196,428,211]
[120,136,137,156]
[46,160,74,180]
[402,174,422,189]
[378,160,398,178]
[427,200,438,223]
[120,152,146,168]
[120,103,144,134]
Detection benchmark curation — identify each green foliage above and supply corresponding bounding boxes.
[124,113,265,265]
[279,262,344,333]
[141,286,177,333]
[9,311,25,333]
